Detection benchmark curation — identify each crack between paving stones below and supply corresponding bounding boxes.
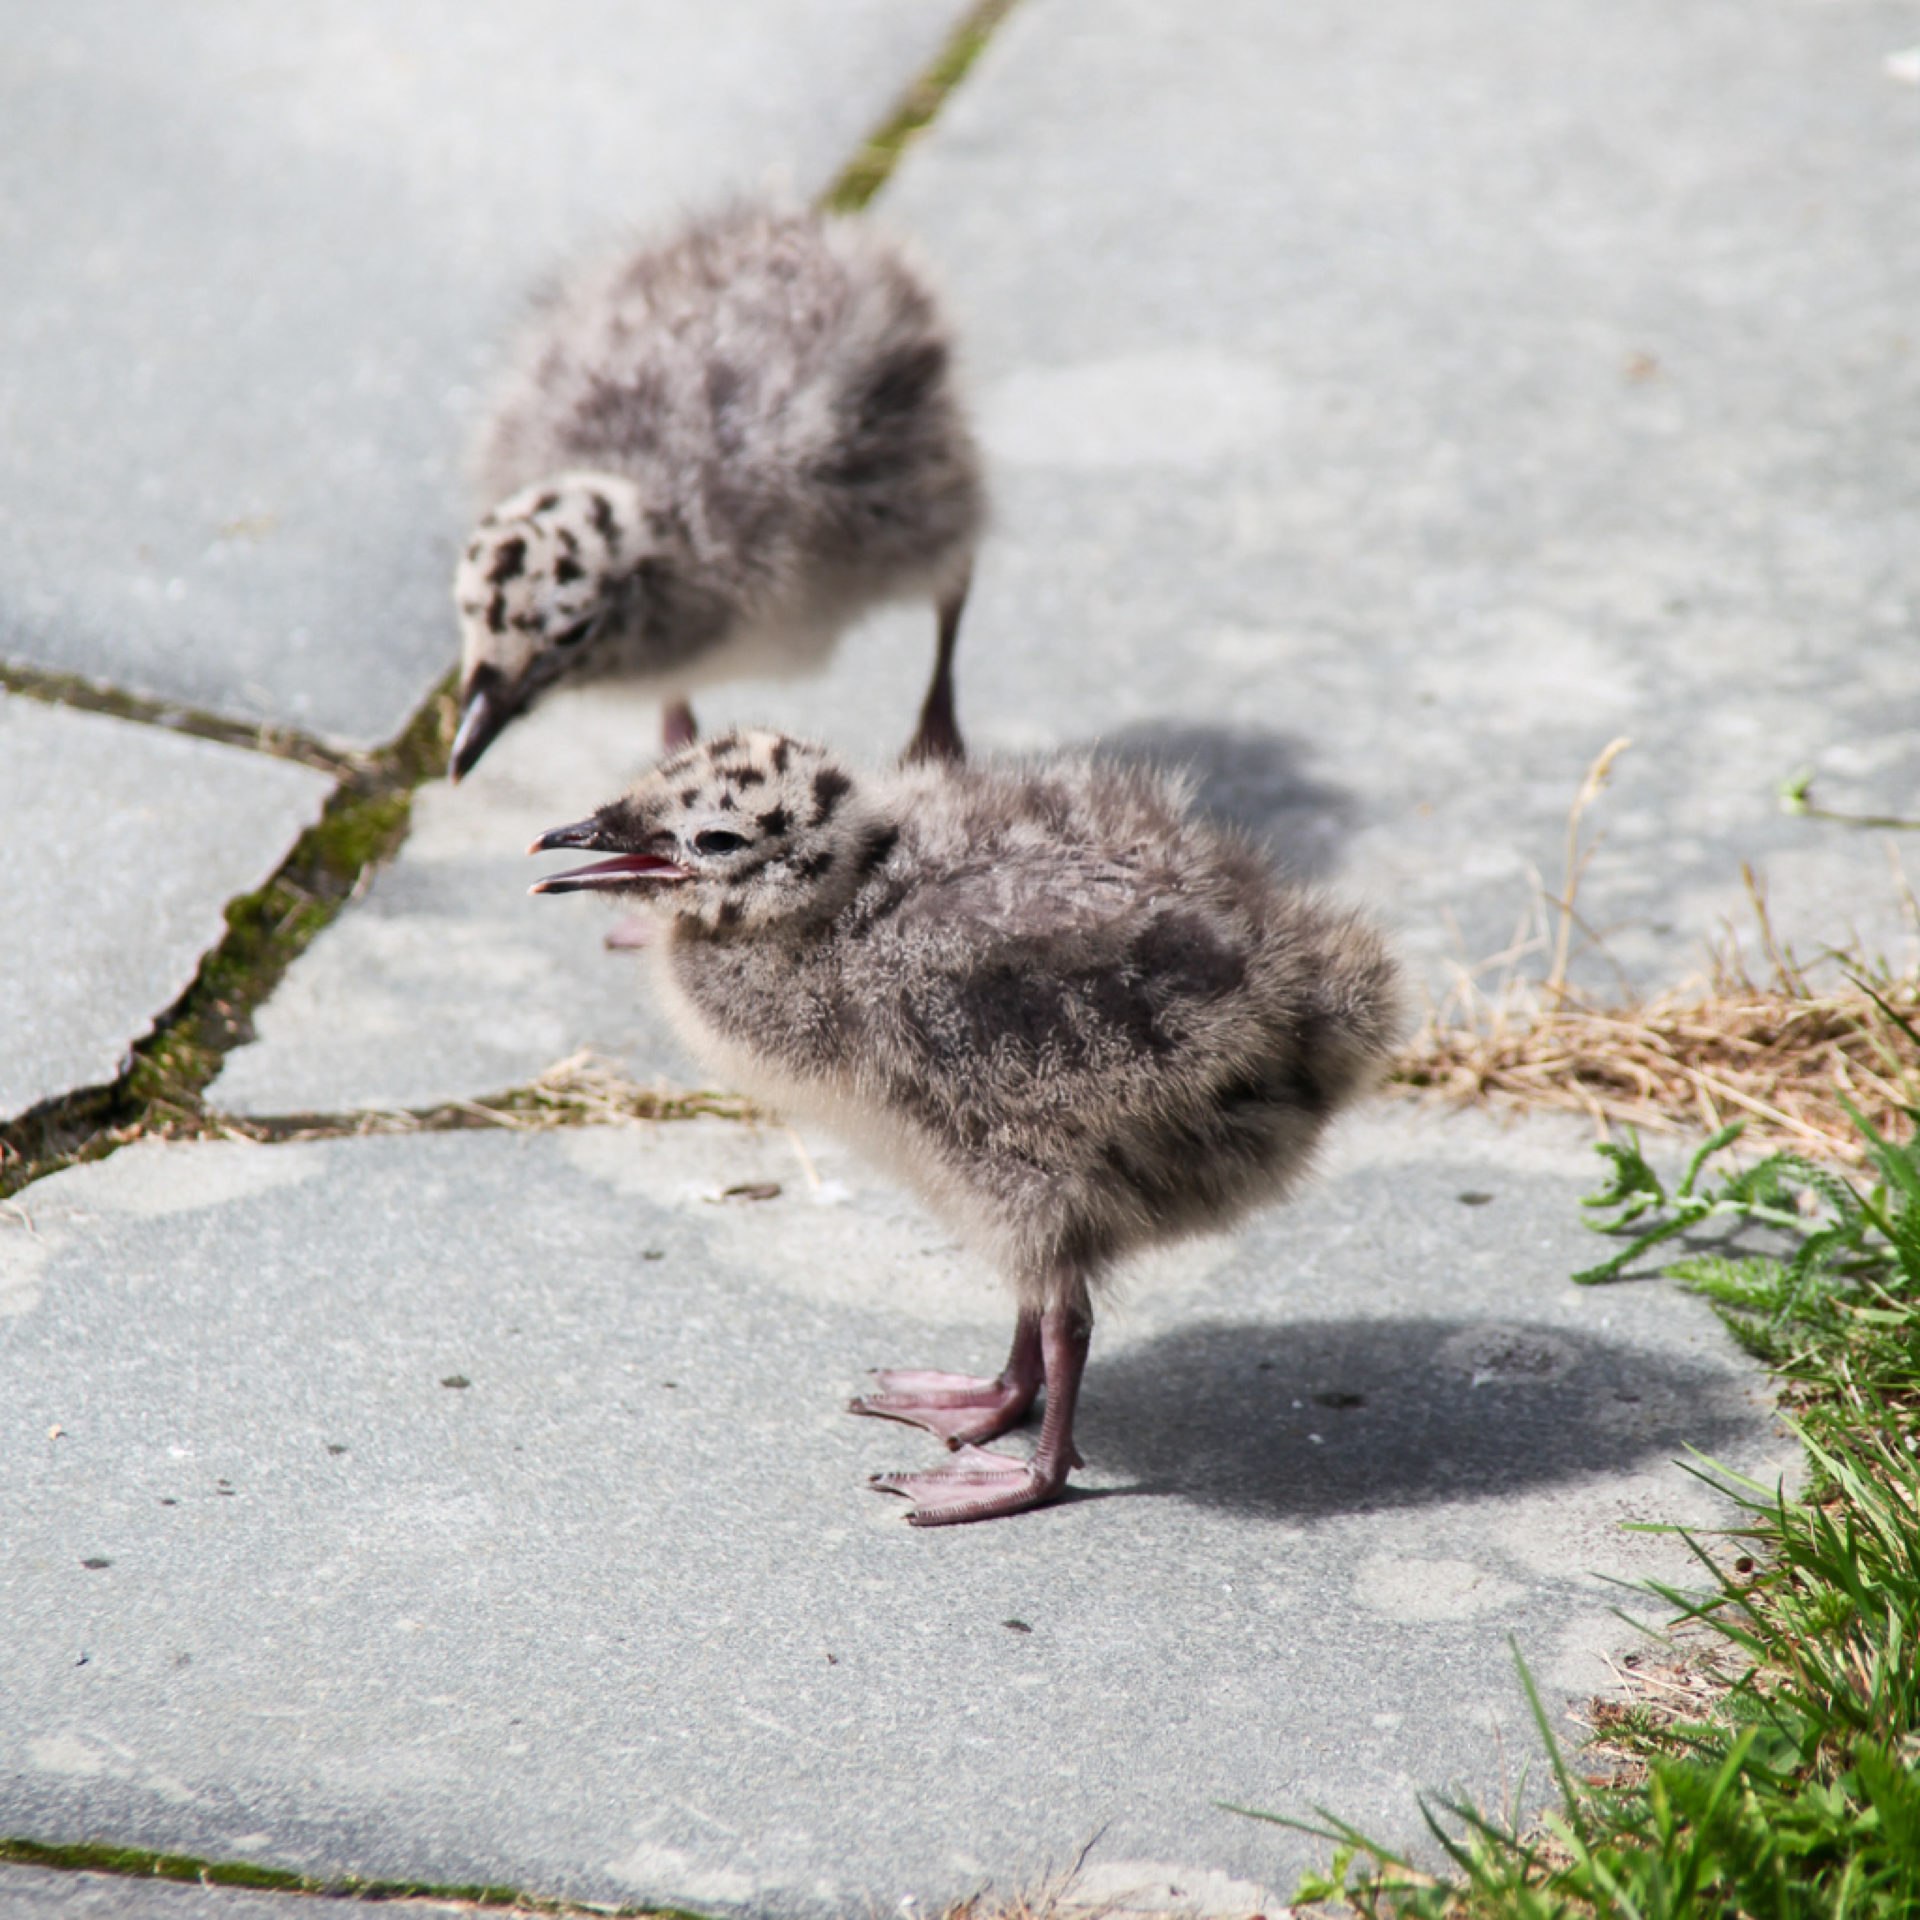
[0,659,378,781]
[0,674,460,1199]
[0,1,1026,1203]
[821,0,1024,212]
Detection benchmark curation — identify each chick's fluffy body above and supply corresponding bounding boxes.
[475,204,982,690]
[627,738,1405,1309]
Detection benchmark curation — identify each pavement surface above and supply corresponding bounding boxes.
[4,0,1916,1915]
[3,1114,1787,1917]
[0,694,330,1123]
[209,0,1920,1119]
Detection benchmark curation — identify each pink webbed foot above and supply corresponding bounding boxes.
[868,1443,1079,1527]
[848,1367,1037,1447]
[859,1299,1093,1528]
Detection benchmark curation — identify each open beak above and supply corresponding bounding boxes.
[527,818,691,896]
[448,675,519,784]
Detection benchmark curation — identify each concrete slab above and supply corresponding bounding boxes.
[0,0,971,750]
[0,693,333,1124]
[215,0,1920,1120]
[0,1107,1789,1913]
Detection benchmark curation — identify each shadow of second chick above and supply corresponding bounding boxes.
[1093,721,1354,881]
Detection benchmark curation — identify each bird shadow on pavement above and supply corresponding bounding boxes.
[1080,1315,1764,1521]
[1091,720,1355,882]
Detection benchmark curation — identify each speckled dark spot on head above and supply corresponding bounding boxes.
[554,553,584,585]
[556,526,578,553]
[588,493,618,545]
[717,791,737,812]
[812,765,852,822]
[770,740,790,774]
[486,537,526,586]
[680,787,699,807]
[510,610,540,633]
[716,899,743,930]
[594,796,646,842]
[486,593,506,635]
[534,492,561,515]
[794,847,835,880]
[733,766,766,789]
[757,805,790,837]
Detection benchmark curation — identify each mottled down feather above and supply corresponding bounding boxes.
[553,732,1409,1309]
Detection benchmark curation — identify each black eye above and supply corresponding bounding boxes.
[552,616,596,649]
[693,829,748,857]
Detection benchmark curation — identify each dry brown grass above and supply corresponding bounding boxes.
[1390,742,1920,1164]
[1395,951,1920,1163]
[190,1051,764,1147]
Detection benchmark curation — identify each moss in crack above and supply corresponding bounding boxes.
[822,0,1021,213]
[124,784,416,1118]
[0,675,459,1199]
[0,1833,705,1915]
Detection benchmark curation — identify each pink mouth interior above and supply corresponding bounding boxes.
[541,853,690,889]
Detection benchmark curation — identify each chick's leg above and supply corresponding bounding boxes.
[848,1306,1040,1446]
[662,699,698,750]
[904,571,968,766]
[867,1303,1092,1527]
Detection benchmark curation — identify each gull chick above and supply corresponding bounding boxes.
[530,730,1406,1525]
[451,204,984,782]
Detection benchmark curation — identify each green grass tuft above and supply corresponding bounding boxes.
[1240,1095,1920,1917]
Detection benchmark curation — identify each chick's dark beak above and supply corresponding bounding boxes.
[448,667,519,784]
[528,818,607,855]
[527,816,691,895]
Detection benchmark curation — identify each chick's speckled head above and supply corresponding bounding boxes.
[530,729,892,935]
[449,471,644,780]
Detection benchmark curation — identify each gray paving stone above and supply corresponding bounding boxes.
[0,694,333,1124]
[0,1108,1789,1914]
[216,0,1920,1118]
[0,0,970,750]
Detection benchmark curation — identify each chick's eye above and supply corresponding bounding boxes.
[552,616,596,649]
[693,829,748,857]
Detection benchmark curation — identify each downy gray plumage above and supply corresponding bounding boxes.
[451,205,984,782]
[531,730,1407,1524]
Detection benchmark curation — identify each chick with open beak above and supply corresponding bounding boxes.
[530,728,1407,1526]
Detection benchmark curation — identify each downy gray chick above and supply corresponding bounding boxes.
[530,730,1407,1525]
[450,204,984,782]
